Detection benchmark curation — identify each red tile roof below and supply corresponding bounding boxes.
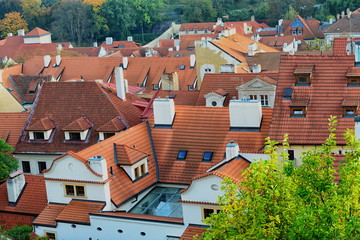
[33,204,66,226]
[62,117,92,131]
[0,174,47,215]
[196,72,278,106]
[281,16,324,40]
[0,112,28,148]
[269,54,356,145]
[333,38,348,56]
[96,116,126,132]
[180,22,216,31]
[259,35,296,48]
[114,144,148,165]
[149,105,273,184]
[15,82,142,153]
[325,9,360,34]
[25,27,49,37]
[180,225,207,240]
[27,117,56,131]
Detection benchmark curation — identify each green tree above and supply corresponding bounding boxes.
[3,225,32,240]
[0,0,22,19]
[51,0,94,45]
[100,0,135,40]
[182,0,216,23]
[0,12,28,39]
[132,0,164,35]
[203,117,360,239]
[284,5,298,20]
[19,0,47,29]
[0,139,18,181]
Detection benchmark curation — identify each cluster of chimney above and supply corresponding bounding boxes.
[337,8,352,20]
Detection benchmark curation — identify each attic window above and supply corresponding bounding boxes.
[297,29,303,35]
[294,65,314,86]
[291,29,297,35]
[177,150,187,160]
[103,132,115,139]
[342,98,359,118]
[202,152,213,162]
[69,132,81,141]
[347,78,360,86]
[180,65,186,70]
[346,67,360,86]
[290,99,308,118]
[33,132,45,140]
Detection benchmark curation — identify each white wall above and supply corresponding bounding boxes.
[205,93,226,107]
[15,153,59,175]
[23,34,52,44]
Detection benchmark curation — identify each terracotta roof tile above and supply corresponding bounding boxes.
[114,144,148,165]
[0,174,47,215]
[62,117,92,131]
[25,27,49,37]
[342,98,359,107]
[180,22,215,31]
[269,54,357,145]
[27,117,56,131]
[56,200,104,224]
[0,112,28,148]
[180,225,207,240]
[281,16,323,40]
[294,65,314,74]
[325,9,360,33]
[333,38,348,56]
[346,67,360,77]
[16,82,142,153]
[33,204,66,226]
[259,35,296,48]
[96,116,126,132]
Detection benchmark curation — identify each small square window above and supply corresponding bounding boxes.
[153,84,159,90]
[177,150,187,160]
[203,208,221,219]
[69,132,81,141]
[180,65,185,70]
[76,186,85,196]
[22,161,31,173]
[202,152,213,161]
[45,232,56,240]
[65,185,75,196]
[103,132,115,139]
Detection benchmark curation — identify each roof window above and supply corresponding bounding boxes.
[346,67,360,86]
[294,65,314,86]
[290,99,308,118]
[180,65,186,70]
[177,150,187,160]
[202,152,213,162]
[342,98,359,118]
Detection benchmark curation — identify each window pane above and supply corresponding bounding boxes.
[203,152,213,161]
[203,208,215,218]
[69,132,81,141]
[65,185,75,195]
[177,150,187,160]
[140,164,146,175]
[104,132,115,139]
[38,162,47,174]
[76,186,85,196]
[34,132,45,140]
[22,161,31,173]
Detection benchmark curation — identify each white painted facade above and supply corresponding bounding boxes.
[15,153,60,175]
[23,34,52,44]
[64,129,89,140]
[204,92,226,107]
[181,175,224,226]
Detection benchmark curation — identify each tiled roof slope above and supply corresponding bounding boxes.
[269,55,356,145]
[246,52,283,72]
[180,225,207,240]
[115,144,148,165]
[180,22,215,31]
[33,204,66,227]
[15,82,142,153]
[325,9,360,33]
[0,174,47,215]
[4,75,52,104]
[281,16,324,40]
[196,72,278,106]
[149,105,272,184]
[25,27,49,36]
[333,38,348,56]
[259,35,297,49]
[77,122,157,206]
[0,112,28,148]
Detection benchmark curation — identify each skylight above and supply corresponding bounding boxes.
[177,150,187,160]
[180,65,186,70]
[202,152,213,162]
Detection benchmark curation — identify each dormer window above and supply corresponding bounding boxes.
[294,65,314,86]
[96,117,126,141]
[342,98,359,118]
[346,67,360,86]
[62,117,92,142]
[290,99,308,118]
[177,150,187,160]
[297,29,303,35]
[27,117,56,141]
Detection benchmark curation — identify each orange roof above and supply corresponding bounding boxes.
[0,112,28,148]
[25,27,50,37]
[96,116,126,132]
[180,225,207,240]
[33,204,66,226]
[27,117,56,131]
[180,22,215,31]
[259,35,296,48]
[281,16,324,40]
[16,82,142,154]
[114,144,148,165]
[269,54,357,145]
[333,38,348,56]
[0,174,47,215]
[149,105,273,184]
[62,117,92,131]
[196,72,278,106]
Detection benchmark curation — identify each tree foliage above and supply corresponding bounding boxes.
[203,117,360,239]
[19,0,47,29]
[3,225,32,240]
[284,5,298,21]
[182,0,216,23]
[0,139,18,181]
[0,12,28,39]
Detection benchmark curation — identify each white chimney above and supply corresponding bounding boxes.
[88,155,108,181]
[190,54,196,68]
[44,55,51,68]
[7,170,26,203]
[252,64,261,73]
[93,42,98,48]
[153,98,175,126]
[347,9,352,19]
[106,37,113,46]
[7,33,13,37]
[122,57,129,69]
[341,10,345,19]
[127,36,133,42]
[225,140,240,160]
[248,42,258,57]
[229,99,262,129]
[251,15,255,21]
[115,67,126,101]
[55,55,61,66]
[17,29,25,36]
[278,19,283,27]
[337,13,340,20]
[355,117,360,139]
[124,79,129,93]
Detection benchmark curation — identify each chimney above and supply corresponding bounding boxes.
[225,140,240,160]
[337,13,340,20]
[55,55,61,66]
[17,29,25,36]
[93,42,98,48]
[7,33,13,37]
[153,98,175,126]
[106,37,113,46]
[251,15,255,21]
[56,44,62,54]
[347,8,352,19]
[115,67,126,101]
[252,64,261,73]
[122,57,129,70]
[248,42,258,57]
[88,155,108,181]
[174,39,180,51]
[341,10,345,19]
[124,79,129,93]
[229,99,262,129]
[44,55,51,68]
[6,170,26,203]
[278,19,283,27]
[190,54,196,68]
[127,36,133,42]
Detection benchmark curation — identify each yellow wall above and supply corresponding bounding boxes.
[0,83,25,112]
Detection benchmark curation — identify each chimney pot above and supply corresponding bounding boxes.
[17,29,25,36]
[127,36,133,42]
[7,33,13,37]
[93,42,98,48]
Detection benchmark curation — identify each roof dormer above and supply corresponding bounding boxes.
[96,116,127,141]
[342,98,359,118]
[62,117,92,142]
[290,98,309,118]
[204,89,228,107]
[346,67,360,86]
[294,65,314,86]
[114,144,149,181]
[27,117,56,141]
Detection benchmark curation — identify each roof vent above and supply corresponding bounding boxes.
[7,33,13,37]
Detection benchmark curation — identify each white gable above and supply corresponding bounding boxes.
[236,77,275,91]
